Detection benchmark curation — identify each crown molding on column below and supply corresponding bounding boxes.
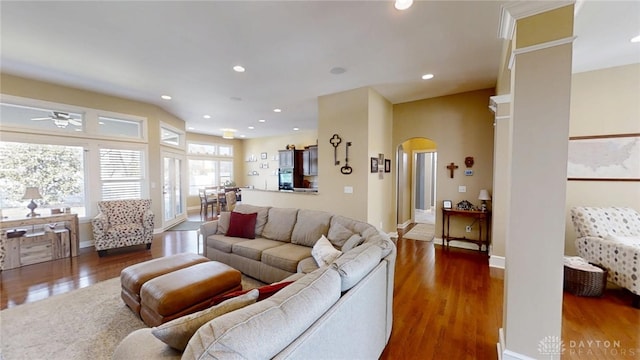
[508,36,577,70]
[498,1,575,40]
[489,94,512,113]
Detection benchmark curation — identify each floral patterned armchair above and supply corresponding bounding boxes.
[92,199,154,257]
[571,206,640,307]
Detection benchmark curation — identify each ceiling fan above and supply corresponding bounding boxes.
[31,111,82,128]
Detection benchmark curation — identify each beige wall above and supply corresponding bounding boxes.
[565,63,640,254]
[393,89,495,238]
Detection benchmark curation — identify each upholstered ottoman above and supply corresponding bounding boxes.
[140,261,242,326]
[120,253,210,315]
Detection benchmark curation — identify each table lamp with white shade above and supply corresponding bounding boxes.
[478,189,491,212]
[23,187,43,217]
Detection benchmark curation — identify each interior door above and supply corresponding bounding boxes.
[412,151,437,224]
[162,152,185,227]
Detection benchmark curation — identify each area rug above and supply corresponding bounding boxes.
[403,223,435,241]
[0,275,265,360]
[167,221,203,231]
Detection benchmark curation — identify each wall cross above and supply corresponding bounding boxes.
[446,162,459,178]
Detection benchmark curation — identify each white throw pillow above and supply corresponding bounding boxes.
[311,235,342,267]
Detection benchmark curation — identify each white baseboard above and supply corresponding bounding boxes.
[79,240,94,249]
[490,255,506,269]
[433,237,481,251]
[397,220,412,229]
[498,328,538,360]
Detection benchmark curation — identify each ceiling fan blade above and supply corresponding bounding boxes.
[69,119,82,126]
[31,117,52,121]
[53,111,71,119]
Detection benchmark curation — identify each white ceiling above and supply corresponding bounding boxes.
[1,1,638,139]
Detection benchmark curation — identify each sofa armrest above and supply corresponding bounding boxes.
[142,209,154,231]
[200,220,219,239]
[91,213,108,238]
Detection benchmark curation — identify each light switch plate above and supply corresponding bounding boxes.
[344,186,353,194]
[458,186,466,193]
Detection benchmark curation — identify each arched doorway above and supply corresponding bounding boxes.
[396,137,438,229]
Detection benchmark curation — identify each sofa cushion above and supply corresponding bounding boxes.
[234,204,270,236]
[291,209,332,247]
[262,208,299,241]
[215,211,231,235]
[331,243,382,291]
[311,235,342,267]
[183,267,341,359]
[327,221,355,248]
[232,239,284,261]
[297,257,319,274]
[226,212,257,239]
[261,243,313,273]
[206,234,247,253]
[151,289,258,351]
[342,233,364,252]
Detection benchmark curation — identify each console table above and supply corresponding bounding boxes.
[441,208,491,253]
[0,213,79,270]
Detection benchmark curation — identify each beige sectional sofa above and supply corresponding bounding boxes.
[114,204,396,359]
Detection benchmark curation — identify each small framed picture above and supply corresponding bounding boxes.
[443,200,452,209]
[370,157,378,173]
[384,159,391,173]
[261,152,268,160]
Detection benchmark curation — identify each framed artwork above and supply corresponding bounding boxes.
[370,157,378,173]
[384,159,391,173]
[261,152,268,160]
[567,133,640,181]
[443,200,452,209]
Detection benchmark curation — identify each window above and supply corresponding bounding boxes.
[187,142,234,195]
[0,103,84,134]
[99,148,144,200]
[0,141,86,218]
[161,126,184,147]
[97,116,143,139]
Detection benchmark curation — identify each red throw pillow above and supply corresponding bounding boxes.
[226,212,257,239]
[210,281,295,306]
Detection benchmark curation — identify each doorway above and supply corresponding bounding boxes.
[162,151,186,228]
[413,151,437,224]
[396,138,438,229]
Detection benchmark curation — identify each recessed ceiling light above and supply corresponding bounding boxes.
[203,115,211,119]
[395,0,413,10]
[258,119,266,123]
[631,35,640,43]
[330,67,346,75]
[188,126,195,130]
[161,95,172,100]
[273,108,282,113]
[421,73,434,80]
[293,127,300,131]
[233,65,245,72]
[240,135,246,138]
[248,126,255,130]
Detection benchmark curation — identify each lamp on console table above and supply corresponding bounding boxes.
[23,186,43,217]
[478,189,491,212]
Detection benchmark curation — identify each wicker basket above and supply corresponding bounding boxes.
[563,263,608,297]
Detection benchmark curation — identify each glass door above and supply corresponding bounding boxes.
[162,152,186,226]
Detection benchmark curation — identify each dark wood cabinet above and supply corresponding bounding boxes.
[303,145,318,176]
[279,150,295,168]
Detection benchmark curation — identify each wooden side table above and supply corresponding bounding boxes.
[441,208,491,253]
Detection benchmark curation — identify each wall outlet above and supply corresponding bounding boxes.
[458,186,466,193]
[465,225,472,233]
[344,186,353,194]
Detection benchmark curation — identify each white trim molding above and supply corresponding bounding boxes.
[489,94,512,113]
[490,255,506,269]
[498,1,575,40]
[508,36,577,70]
[498,328,539,360]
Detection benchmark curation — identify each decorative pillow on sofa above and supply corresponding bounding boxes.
[311,235,343,267]
[226,212,258,239]
[210,281,295,306]
[151,289,258,351]
[216,212,231,235]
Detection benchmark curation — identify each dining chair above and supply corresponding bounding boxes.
[199,188,217,218]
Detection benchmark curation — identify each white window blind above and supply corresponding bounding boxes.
[99,148,143,200]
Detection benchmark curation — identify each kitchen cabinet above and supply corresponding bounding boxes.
[303,145,318,176]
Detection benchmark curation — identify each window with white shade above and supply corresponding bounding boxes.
[99,148,144,200]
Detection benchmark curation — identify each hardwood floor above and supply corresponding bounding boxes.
[1,220,637,359]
